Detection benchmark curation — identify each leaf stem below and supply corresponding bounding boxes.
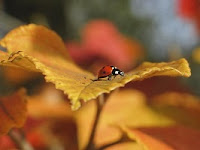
[85,94,105,150]
[8,130,34,150]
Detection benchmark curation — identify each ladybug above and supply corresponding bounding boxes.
[96,65,124,80]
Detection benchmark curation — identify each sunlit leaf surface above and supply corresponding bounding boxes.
[0,24,191,110]
[0,89,27,135]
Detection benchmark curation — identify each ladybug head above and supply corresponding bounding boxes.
[112,67,124,76]
[119,71,124,76]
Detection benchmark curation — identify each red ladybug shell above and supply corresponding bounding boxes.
[98,65,113,78]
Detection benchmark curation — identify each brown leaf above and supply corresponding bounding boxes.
[0,89,27,135]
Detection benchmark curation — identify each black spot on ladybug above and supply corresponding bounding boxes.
[103,71,106,74]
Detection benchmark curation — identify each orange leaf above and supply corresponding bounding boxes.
[104,142,143,150]
[0,89,27,135]
[2,67,40,84]
[28,99,72,119]
[152,92,200,110]
[124,126,200,150]
[151,92,200,128]
[75,89,175,149]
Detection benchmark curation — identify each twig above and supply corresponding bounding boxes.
[8,129,34,150]
[85,94,105,150]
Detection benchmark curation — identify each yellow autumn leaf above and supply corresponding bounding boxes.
[0,50,40,84]
[0,24,191,110]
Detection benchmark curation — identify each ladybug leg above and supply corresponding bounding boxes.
[92,78,98,81]
[92,77,100,81]
[108,75,112,80]
[96,77,101,81]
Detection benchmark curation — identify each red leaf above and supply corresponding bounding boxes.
[0,89,27,136]
[125,126,200,150]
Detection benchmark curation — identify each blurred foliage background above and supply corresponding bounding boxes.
[0,0,200,94]
[1,1,200,149]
